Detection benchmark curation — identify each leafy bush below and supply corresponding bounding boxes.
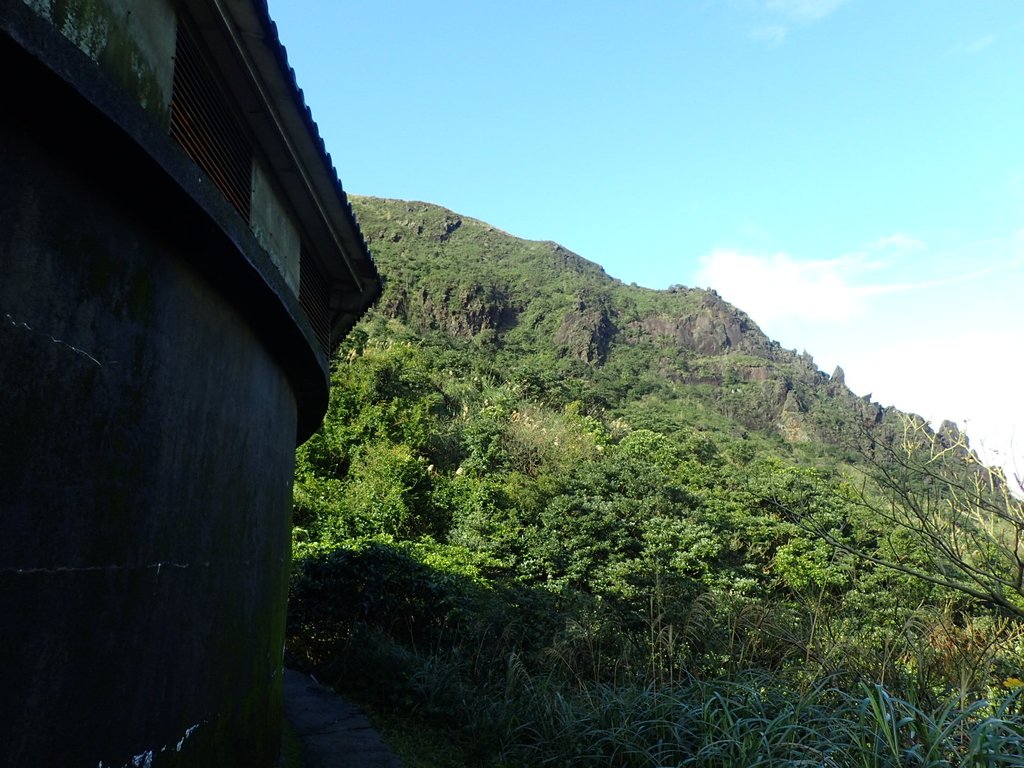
[286,198,1024,764]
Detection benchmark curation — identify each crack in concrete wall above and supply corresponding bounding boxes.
[1,559,285,575]
[4,312,105,367]
[96,721,205,768]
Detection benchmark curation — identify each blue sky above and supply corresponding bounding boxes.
[268,0,1023,483]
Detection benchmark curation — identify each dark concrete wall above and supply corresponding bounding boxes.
[0,12,323,767]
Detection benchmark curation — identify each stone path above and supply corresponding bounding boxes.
[283,668,403,768]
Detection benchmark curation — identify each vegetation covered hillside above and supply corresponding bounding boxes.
[287,196,1024,766]
[352,197,886,451]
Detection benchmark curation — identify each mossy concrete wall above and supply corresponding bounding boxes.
[0,10,324,767]
[252,158,302,295]
[22,0,176,121]
[21,0,309,298]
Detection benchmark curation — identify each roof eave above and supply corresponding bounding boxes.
[182,0,380,337]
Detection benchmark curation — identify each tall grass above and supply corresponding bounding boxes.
[289,547,1024,766]
[319,628,1024,767]
[489,671,1024,767]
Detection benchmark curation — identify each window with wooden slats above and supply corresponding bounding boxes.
[170,20,252,221]
[300,245,332,357]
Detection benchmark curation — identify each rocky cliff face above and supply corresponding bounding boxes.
[631,291,773,357]
[382,282,516,338]
[554,296,616,363]
[351,196,916,448]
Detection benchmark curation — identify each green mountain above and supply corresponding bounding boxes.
[287,195,1022,767]
[352,195,907,452]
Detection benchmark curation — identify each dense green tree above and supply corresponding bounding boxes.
[285,197,1024,766]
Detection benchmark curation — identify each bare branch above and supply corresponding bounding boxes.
[782,414,1024,622]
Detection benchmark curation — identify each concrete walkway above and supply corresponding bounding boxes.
[283,668,404,768]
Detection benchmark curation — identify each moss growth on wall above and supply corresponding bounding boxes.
[280,720,306,768]
[42,0,175,124]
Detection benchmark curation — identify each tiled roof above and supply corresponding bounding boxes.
[249,0,379,295]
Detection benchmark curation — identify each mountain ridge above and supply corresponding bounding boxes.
[286,197,1020,768]
[350,194,917,456]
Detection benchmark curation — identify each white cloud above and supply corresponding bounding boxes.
[750,25,788,46]
[963,34,996,54]
[695,249,866,323]
[765,0,849,22]
[870,233,926,252]
[842,331,1023,491]
[696,241,1013,325]
[746,0,845,45]
[875,267,1009,295]
[694,236,1023,494]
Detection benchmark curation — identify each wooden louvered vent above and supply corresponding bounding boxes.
[169,16,337,359]
[170,21,252,220]
[300,246,332,357]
